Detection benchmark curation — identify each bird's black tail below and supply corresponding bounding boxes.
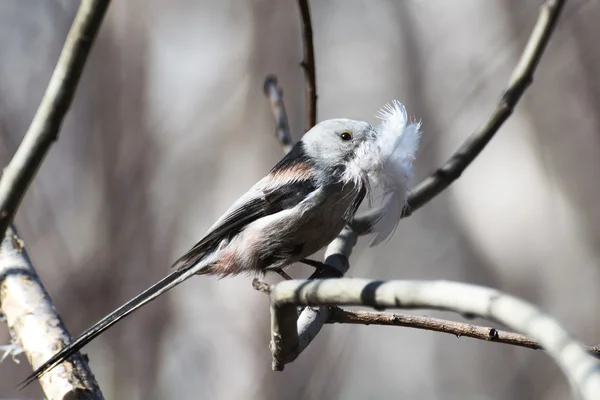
[19,265,202,388]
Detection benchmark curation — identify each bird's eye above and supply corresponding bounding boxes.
[340,131,353,141]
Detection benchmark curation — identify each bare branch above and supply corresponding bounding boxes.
[261,220,332,372]
[298,0,317,130]
[0,0,109,396]
[268,228,356,370]
[294,230,355,357]
[351,0,566,234]
[269,278,600,399]
[1,226,103,399]
[0,0,110,238]
[327,307,600,359]
[256,289,600,366]
[263,75,293,153]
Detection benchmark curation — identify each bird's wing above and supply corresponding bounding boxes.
[172,140,319,270]
[171,174,318,270]
[19,176,320,388]
[20,143,320,387]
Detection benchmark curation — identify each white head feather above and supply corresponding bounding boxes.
[296,104,420,245]
[368,100,421,246]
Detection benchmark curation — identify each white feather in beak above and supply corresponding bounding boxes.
[368,100,421,246]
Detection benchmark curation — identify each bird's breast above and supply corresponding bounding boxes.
[213,182,361,275]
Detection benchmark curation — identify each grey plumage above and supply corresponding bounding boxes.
[22,101,422,386]
[21,118,377,386]
[172,119,372,276]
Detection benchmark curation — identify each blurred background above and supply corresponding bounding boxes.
[0,0,598,398]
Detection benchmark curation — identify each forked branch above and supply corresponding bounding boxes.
[269,279,600,400]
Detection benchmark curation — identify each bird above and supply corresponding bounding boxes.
[20,100,421,387]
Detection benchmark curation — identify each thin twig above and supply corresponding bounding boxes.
[255,289,600,364]
[252,293,600,359]
[0,0,110,239]
[1,226,103,399]
[327,307,600,359]
[298,0,317,130]
[263,75,293,153]
[262,1,317,150]
[269,278,600,399]
[351,0,566,234]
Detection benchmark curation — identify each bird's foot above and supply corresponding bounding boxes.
[300,259,343,278]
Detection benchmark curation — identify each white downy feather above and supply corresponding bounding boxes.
[369,100,421,246]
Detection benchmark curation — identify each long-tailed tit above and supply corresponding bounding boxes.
[22,100,421,386]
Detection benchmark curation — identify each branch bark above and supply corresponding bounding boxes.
[298,0,317,130]
[351,0,566,234]
[0,0,110,397]
[269,278,600,399]
[265,229,357,370]
[327,307,600,358]
[281,228,356,370]
[1,227,103,399]
[0,0,110,238]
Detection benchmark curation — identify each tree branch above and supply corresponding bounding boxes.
[351,0,566,234]
[256,286,600,367]
[1,226,103,399]
[263,228,356,370]
[269,278,600,399]
[263,75,293,153]
[327,307,600,358]
[0,0,110,238]
[0,0,110,397]
[288,229,356,369]
[298,0,317,130]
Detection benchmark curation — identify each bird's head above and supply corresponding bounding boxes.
[301,118,378,184]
